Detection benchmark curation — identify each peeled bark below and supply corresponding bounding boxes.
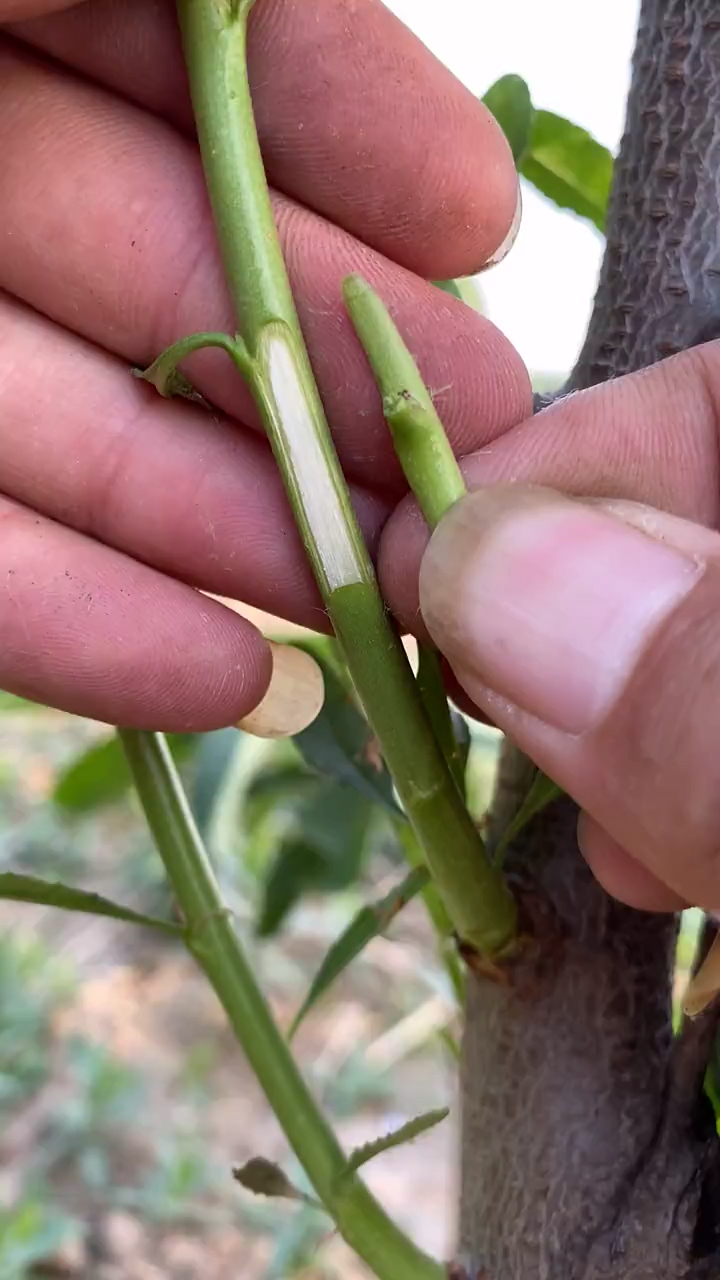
[458,2,720,1276]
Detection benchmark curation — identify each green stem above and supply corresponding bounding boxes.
[343,274,473,805]
[134,331,250,398]
[176,0,516,957]
[416,645,466,795]
[343,274,466,530]
[329,582,514,954]
[398,823,465,1006]
[119,730,443,1280]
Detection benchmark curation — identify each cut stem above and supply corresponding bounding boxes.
[176,0,516,957]
[343,274,466,530]
[119,729,443,1280]
[343,274,474,800]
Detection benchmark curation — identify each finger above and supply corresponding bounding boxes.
[0,0,71,19]
[576,816,687,913]
[0,293,388,628]
[0,41,530,495]
[0,496,271,730]
[9,0,519,277]
[380,343,720,632]
[418,486,720,912]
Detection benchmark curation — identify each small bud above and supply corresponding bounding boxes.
[233,1157,301,1201]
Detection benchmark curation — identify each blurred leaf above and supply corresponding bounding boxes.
[704,1019,720,1127]
[289,865,430,1038]
[340,1108,449,1182]
[125,1136,218,1222]
[189,727,241,835]
[482,74,534,163]
[494,772,562,866]
[451,710,471,787]
[245,763,318,826]
[676,908,706,977]
[0,872,183,934]
[265,1214,328,1280]
[258,784,373,936]
[65,1037,143,1122]
[0,692,39,712]
[241,761,325,885]
[438,1028,460,1061]
[54,732,195,813]
[0,1199,77,1275]
[291,644,400,816]
[258,841,327,938]
[0,934,72,1109]
[521,110,612,231]
[79,1144,111,1191]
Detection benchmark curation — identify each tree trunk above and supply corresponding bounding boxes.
[459,2,720,1276]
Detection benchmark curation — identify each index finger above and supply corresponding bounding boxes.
[11,0,519,278]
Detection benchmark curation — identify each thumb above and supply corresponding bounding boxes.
[419,486,720,913]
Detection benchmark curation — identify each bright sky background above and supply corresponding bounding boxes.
[385,0,641,381]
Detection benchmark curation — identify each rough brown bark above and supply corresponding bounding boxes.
[459,2,720,1276]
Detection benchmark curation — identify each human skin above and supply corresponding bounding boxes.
[0,0,522,729]
[3,0,720,914]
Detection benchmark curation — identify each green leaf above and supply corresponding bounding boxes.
[0,872,183,934]
[493,771,563,866]
[292,644,400,816]
[482,77,613,230]
[521,110,613,231]
[54,733,194,813]
[482,74,534,164]
[432,279,484,311]
[289,865,430,1038]
[340,1108,449,1182]
[257,783,373,936]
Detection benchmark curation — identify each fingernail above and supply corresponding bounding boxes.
[684,934,720,1018]
[480,185,522,270]
[237,642,324,739]
[419,488,702,734]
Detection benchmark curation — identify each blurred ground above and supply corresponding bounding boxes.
[0,649,460,1279]
[0,609,700,1279]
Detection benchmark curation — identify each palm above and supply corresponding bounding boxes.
[0,0,524,729]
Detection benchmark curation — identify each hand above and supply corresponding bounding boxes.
[379,345,720,914]
[0,0,525,730]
